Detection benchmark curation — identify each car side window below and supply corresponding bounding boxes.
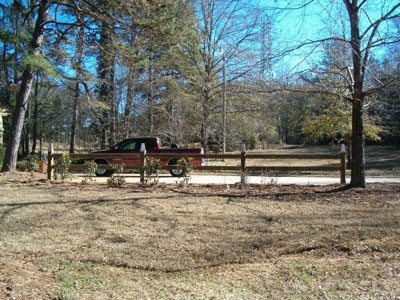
[133,140,155,150]
[120,141,136,150]
[145,140,155,149]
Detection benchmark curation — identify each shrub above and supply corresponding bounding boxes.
[142,157,161,186]
[81,160,98,185]
[54,154,71,181]
[107,164,126,187]
[16,161,26,171]
[25,154,39,175]
[176,158,193,186]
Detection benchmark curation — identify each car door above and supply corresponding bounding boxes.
[113,140,140,165]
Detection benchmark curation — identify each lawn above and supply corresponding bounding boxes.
[0,174,399,299]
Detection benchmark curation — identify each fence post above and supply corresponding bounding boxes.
[140,143,146,183]
[240,143,246,184]
[47,143,53,180]
[340,143,346,184]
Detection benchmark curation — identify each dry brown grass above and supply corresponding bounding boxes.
[0,173,400,299]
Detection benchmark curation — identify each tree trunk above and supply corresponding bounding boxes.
[69,79,80,153]
[201,98,209,151]
[109,59,116,144]
[351,99,366,187]
[2,43,11,106]
[69,26,84,154]
[1,0,50,172]
[346,134,351,168]
[147,65,154,135]
[124,66,136,138]
[97,21,115,147]
[31,75,39,154]
[345,1,366,187]
[24,101,30,156]
[100,121,107,149]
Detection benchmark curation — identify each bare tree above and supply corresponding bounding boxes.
[343,0,400,187]
[260,0,400,187]
[183,0,261,151]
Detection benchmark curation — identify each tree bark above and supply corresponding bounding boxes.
[109,58,116,144]
[345,0,366,187]
[97,21,115,148]
[1,0,50,172]
[69,26,84,154]
[124,66,135,138]
[351,98,366,187]
[24,101,30,156]
[147,65,154,135]
[69,80,80,153]
[31,75,39,154]
[201,94,209,151]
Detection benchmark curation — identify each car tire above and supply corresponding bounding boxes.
[168,159,183,177]
[94,159,114,177]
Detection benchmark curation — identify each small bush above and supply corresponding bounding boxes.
[176,158,193,186]
[107,164,126,187]
[25,154,39,174]
[142,157,161,186]
[81,160,98,185]
[260,170,278,185]
[16,161,26,171]
[54,154,71,181]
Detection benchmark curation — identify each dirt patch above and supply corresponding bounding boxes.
[0,258,61,300]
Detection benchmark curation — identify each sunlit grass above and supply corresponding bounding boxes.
[0,180,399,299]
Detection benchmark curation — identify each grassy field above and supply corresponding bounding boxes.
[0,173,399,299]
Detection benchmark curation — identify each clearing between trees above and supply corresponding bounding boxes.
[0,177,399,299]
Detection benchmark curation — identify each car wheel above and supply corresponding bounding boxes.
[168,159,183,177]
[94,159,114,177]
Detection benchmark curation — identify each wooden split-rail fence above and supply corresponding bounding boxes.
[47,144,347,184]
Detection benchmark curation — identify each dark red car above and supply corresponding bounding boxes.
[91,137,204,177]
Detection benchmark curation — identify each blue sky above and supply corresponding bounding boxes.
[256,0,400,78]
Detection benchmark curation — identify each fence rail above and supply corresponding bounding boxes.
[48,144,347,184]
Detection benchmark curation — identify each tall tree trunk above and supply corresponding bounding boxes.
[1,0,50,172]
[100,120,107,149]
[97,21,115,147]
[147,65,154,135]
[69,26,84,154]
[31,75,39,154]
[2,43,11,106]
[24,101,30,156]
[109,59,116,144]
[351,98,365,187]
[124,66,135,138]
[123,28,137,138]
[345,0,366,187]
[201,94,209,151]
[69,80,80,153]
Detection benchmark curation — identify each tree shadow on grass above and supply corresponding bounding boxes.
[0,194,177,225]
[169,184,355,201]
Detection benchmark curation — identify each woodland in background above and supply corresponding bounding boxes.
[0,0,399,187]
